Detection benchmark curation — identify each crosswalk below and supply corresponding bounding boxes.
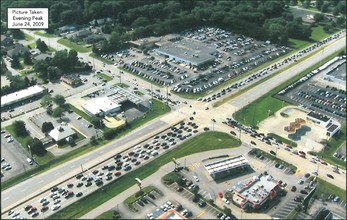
[188,162,202,171]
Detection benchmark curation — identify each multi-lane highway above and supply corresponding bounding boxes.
[1,30,346,218]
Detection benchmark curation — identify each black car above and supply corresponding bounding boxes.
[230,131,236,135]
[24,204,32,211]
[300,190,308,195]
[291,186,297,192]
[270,150,276,155]
[250,141,256,145]
[198,200,206,207]
[294,196,303,202]
[327,174,334,179]
[76,192,83,197]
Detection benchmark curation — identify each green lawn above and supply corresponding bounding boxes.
[316,177,346,201]
[57,39,91,53]
[24,34,34,41]
[134,91,144,96]
[95,211,114,219]
[99,73,113,81]
[5,125,33,153]
[48,131,240,219]
[124,185,158,205]
[34,32,57,38]
[114,83,129,88]
[310,125,346,169]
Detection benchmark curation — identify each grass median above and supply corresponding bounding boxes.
[48,131,241,219]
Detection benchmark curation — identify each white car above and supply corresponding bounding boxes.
[194,175,199,182]
[6,137,13,143]
[52,204,61,210]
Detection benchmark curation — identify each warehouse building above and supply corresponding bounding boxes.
[306,111,332,127]
[204,155,249,180]
[1,85,47,109]
[154,38,217,68]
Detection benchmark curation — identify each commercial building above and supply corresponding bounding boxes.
[232,174,281,210]
[154,38,217,67]
[204,155,249,180]
[306,111,331,127]
[61,74,83,87]
[49,126,76,143]
[326,123,340,138]
[82,86,149,117]
[82,96,121,117]
[1,85,47,109]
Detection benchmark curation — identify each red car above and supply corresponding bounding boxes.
[114,172,122,177]
[41,206,48,212]
[299,154,306,159]
[218,192,223,198]
[286,145,293,149]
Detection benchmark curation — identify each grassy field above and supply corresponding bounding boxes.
[134,91,144,96]
[34,32,57,38]
[24,33,34,41]
[124,185,158,205]
[57,39,91,53]
[310,125,346,169]
[233,49,345,127]
[99,73,113,81]
[95,211,115,219]
[48,131,240,219]
[316,178,346,201]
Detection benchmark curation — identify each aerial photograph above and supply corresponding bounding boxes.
[0,0,346,219]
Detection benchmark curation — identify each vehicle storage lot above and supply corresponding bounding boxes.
[121,27,290,94]
[278,61,346,123]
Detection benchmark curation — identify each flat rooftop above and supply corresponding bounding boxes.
[1,85,45,107]
[204,155,249,176]
[156,209,186,219]
[108,86,145,105]
[326,62,346,82]
[154,38,216,66]
[82,96,121,115]
[307,111,330,122]
[239,175,278,205]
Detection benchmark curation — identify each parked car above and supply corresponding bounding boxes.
[270,150,276,155]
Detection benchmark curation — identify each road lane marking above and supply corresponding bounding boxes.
[38,180,43,183]
[20,188,27,192]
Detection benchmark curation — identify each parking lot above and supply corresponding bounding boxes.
[1,133,35,182]
[277,57,346,123]
[121,27,290,94]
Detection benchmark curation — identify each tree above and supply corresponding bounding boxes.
[103,129,116,140]
[40,95,53,107]
[316,0,324,10]
[27,138,46,156]
[314,13,324,23]
[91,116,104,129]
[11,55,21,68]
[36,39,48,52]
[54,95,66,106]
[42,122,54,134]
[67,49,78,67]
[90,136,98,145]
[52,107,65,120]
[23,52,32,65]
[12,120,28,137]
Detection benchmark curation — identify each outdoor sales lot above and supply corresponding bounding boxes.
[278,61,346,123]
[122,27,290,94]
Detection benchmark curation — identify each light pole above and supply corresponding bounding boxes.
[28,145,33,158]
[211,119,216,131]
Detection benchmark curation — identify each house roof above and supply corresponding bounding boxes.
[7,44,30,57]
[49,126,76,142]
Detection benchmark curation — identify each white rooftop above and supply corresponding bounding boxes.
[49,126,76,142]
[82,96,121,115]
[1,85,45,107]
